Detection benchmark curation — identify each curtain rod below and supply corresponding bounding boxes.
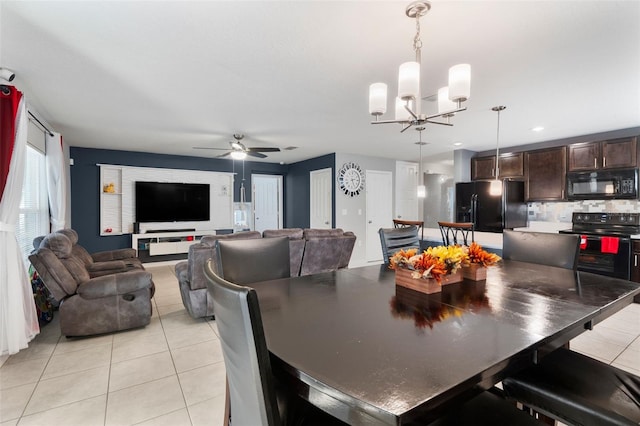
[27,110,54,137]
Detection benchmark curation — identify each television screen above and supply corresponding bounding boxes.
[135,181,210,223]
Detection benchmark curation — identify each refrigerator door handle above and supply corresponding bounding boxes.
[471,194,478,229]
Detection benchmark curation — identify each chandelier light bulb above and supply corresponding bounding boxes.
[489,179,502,196]
[448,64,471,102]
[398,61,420,101]
[369,83,388,116]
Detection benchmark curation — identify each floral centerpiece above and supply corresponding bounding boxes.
[461,242,501,280]
[389,246,468,294]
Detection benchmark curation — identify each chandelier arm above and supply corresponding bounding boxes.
[422,119,454,127]
[400,123,414,133]
[371,119,411,125]
[404,104,418,120]
[424,106,467,121]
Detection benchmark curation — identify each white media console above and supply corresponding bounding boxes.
[132,230,218,257]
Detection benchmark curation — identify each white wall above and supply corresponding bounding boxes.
[335,153,396,267]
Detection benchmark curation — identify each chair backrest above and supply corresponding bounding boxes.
[204,260,281,426]
[438,221,474,246]
[28,233,90,301]
[502,230,580,270]
[379,226,420,263]
[56,228,94,266]
[216,237,290,284]
[299,228,350,276]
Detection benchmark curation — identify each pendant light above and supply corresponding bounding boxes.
[489,106,506,196]
[416,127,426,198]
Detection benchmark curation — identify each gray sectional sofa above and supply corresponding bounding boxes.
[175,228,356,319]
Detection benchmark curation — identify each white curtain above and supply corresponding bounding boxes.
[0,97,40,356]
[45,132,67,231]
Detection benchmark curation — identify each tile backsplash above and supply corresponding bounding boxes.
[528,200,640,223]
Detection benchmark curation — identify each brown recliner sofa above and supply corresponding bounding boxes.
[174,228,356,319]
[29,233,155,337]
[55,228,145,277]
[175,231,263,319]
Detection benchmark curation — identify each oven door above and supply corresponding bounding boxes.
[575,234,631,280]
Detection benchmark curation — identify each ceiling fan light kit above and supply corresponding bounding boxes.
[369,1,471,133]
[192,133,280,159]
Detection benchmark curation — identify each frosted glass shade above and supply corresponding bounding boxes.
[489,179,502,196]
[417,184,426,198]
[369,83,387,116]
[448,64,471,102]
[230,151,247,160]
[395,98,414,121]
[398,62,420,101]
[438,87,457,115]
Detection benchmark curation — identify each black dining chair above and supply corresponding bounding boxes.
[215,236,290,284]
[501,230,640,425]
[204,259,346,426]
[502,229,580,270]
[379,226,421,263]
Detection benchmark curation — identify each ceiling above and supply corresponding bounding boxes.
[1,1,639,165]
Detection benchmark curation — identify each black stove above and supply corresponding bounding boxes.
[560,212,640,237]
[559,212,639,280]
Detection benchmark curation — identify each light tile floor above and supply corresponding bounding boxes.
[1,264,639,425]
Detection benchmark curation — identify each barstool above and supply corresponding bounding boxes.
[437,221,474,246]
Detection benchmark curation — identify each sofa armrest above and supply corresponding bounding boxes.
[77,270,153,299]
[187,244,215,290]
[87,260,127,273]
[91,248,137,262]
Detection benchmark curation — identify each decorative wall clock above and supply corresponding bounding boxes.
[338,162,365,197]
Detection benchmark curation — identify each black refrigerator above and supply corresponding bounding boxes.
[455,181,528,233]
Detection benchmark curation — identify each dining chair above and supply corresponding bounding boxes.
[215,236,290,284]
[203,260,347,426]
[379,226,421,263]
[502,347,640,425]
[502,229,580,270]
[393,219,424,242]
[501,230,640,425]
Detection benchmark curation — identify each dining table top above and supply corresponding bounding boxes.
[249,261,640,425]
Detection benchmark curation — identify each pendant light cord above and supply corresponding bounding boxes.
[492,106,506,178]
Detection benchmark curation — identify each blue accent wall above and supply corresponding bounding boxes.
[285,154,335,229]
[70,147,288,253]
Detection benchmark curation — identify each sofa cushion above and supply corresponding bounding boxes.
[303,228,344,239]
[263,228,303,240]
[200,230,262,247]
[41,233,73,258]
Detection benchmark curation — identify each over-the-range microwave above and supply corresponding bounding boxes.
[566,167,638,200]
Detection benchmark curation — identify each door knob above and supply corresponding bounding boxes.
[325,221,329,225]
[368,220,372,224]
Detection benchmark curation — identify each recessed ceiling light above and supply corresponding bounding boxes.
[453,142,463,147]
[531,126,544,132]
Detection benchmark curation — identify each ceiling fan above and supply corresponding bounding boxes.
[193,133,280,159]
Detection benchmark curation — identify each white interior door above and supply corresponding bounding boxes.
[395,161,418,220]
[252,174,282,233]
[366,170,393,262]
[310,168,332,229]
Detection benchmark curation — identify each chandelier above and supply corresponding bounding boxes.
[368,1,471,132]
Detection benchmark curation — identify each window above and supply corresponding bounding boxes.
[16,145,49,267]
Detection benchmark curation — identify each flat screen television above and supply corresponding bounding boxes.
[135,181,210,223]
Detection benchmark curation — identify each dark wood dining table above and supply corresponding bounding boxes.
[250,261,640,425]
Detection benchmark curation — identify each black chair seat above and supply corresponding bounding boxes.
[425,391,542,426]
[503,347,640,426]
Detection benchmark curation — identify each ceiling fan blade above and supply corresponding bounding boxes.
[216,152,232,158]
[247,147,280,153]
[192,146,229,151]
[247,152,268,159]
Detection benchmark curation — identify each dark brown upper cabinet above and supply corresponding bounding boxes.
[472,152,524,180]
[568,137,637,171]
[525,146,567,201]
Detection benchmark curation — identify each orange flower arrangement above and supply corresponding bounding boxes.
[465,242,501,267]
[388,248,451,283]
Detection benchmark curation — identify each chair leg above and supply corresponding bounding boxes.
[223,377,230,426]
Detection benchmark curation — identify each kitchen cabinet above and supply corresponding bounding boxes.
[525,146,567,201]
[568,137,637,171]
[472,152,524,180]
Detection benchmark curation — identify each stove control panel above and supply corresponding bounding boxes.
[572,212,640,226]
